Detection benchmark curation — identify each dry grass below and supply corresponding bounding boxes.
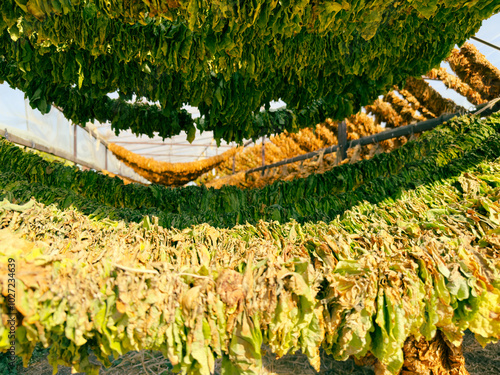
[19,331,499,375]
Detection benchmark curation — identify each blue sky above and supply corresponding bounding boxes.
[474,13,500,70]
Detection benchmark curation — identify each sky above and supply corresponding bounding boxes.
[474,13,500,69]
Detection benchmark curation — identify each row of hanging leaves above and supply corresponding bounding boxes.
[1,114,500,229]
[0,1,498,142]
[1,151,500,374]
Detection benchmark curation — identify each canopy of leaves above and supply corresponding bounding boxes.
[0,1,498,143]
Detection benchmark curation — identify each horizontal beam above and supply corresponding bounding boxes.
[113,141,235,148]
[245,98,500,175]
[139,153,215,158]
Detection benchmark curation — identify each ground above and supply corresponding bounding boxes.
[12,331,500,375]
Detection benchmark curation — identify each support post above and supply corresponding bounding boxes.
[232,154,236,174]
[261,136,265,176]
[337,120,347,164]
[73,124,77,161]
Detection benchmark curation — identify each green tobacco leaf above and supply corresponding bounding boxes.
[223,312,262,375]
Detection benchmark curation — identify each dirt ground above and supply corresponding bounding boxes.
[16,331,500,375]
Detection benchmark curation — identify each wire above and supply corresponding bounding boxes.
[470,36,500,52]
[473,97,500,116]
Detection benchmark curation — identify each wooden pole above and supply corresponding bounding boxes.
[337,120,347,164]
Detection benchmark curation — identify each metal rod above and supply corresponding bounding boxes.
[138,153,212,158]
[470,36,500,52]
[245,99,500,175]
[112,141,235,147]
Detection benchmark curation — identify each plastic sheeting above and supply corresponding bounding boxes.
[88,101,285,164]
[0,84,150,184]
